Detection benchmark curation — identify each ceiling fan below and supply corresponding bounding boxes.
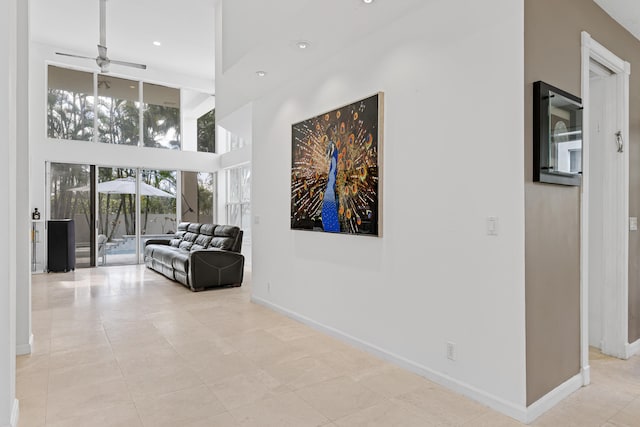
[55,0,147,73]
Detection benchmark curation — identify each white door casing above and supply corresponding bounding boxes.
[580,32,631,386]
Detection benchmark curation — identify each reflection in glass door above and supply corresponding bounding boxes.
[49,163,95,268]
[226,165,251,264]
[181,171,215,224]
[140,169,177,262]
[97,167,138,265]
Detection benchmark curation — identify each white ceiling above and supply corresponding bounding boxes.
[30,0,215,81]
[594,0,640,41]
[215,0,429,117]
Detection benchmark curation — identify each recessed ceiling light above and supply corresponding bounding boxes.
[153,41,162,46]
[129,85,135,89]
[363,0,374,3]
[256,71,267,77]
[296,41,311,49]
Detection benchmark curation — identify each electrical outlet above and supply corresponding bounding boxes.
[447,341,457,361]
[630,217,638,231]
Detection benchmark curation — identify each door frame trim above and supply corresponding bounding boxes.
[580,32,631,385]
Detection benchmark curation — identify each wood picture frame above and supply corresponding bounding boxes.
[290,93,383,236]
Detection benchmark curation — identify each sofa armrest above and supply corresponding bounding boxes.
[188,249,245,291]
[144,238,172,247]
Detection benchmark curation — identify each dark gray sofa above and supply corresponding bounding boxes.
[144,222,244,291]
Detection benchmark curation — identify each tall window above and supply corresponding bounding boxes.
[226,164,251,232]
[141,169,177,237]
[197,109,215,153]
[143,83,181,149]
[97,75,139,145]
[182,171,215,224]
[48,66,94,141]
[47,65,182,150]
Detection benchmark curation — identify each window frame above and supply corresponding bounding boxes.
[46,64,184,150]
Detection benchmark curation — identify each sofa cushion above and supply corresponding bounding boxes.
[143,244,155,258]
[200,224,216,236]
[172,251,190,273]
[187,223,202,233]
[179,241,193,251]
[194,234,212,248]
[209,237,235,250]
[151,245,179,266]
[175,222,189,240]
[170,238,181,248]
[182,232,198,243]
[214,225,239,238]
[209,225,240,251]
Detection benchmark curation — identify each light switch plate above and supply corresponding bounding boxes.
[630,217,638,231]
[487,217,499,236]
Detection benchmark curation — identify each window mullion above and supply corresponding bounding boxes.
[93,72,98,143]
[138,81,144,147]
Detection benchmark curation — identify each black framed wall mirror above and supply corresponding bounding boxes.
[533,81,583,186]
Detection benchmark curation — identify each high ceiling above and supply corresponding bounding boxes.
[595,0,640,41]
[30,0,640,107]
[30,0,215,81]
[214,0,429,117]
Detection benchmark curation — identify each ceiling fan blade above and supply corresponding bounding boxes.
[55,52,95,61]
[109,59,147,70]
[99,0,107,47]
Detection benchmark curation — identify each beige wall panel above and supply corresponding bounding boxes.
[525,0,640,405]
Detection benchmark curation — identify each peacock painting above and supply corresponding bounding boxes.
[291,93,382,236]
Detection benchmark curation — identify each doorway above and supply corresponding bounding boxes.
[581,32,631,383]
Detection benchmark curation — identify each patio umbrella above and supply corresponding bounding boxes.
[69,178,175,198]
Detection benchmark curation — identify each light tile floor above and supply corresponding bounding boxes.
[16,265,640,426]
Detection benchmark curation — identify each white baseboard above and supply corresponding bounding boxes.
[524,373,583,423]
[8,398,19,427]
[251,295,531,422]
[581,365,591,386]
[626,338,640,358]
[16,333,33,356]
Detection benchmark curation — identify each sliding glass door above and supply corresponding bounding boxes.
[181,171,215,224]
[48,163,209,268]
[49,163,95,267]
[97,167,138,265]
[140,169,177,262]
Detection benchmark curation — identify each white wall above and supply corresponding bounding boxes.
[247,0,527,418]
[1,0,19,424]
[15,0,31,357]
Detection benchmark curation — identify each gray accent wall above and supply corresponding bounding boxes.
[525,0,640,406]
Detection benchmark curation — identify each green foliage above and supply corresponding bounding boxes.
[144,105,181,149]
[197,108,215,153]
[50,163,92,227]
[97,97,139,145]
[47,89,181,149]
[47,89,94,141]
